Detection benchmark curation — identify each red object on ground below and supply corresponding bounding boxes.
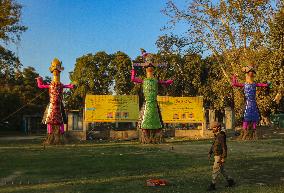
[146,179,169,186]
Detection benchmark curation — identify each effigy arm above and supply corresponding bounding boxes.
[63,84,74,89]
[256,82,271,88]
[158,79,173,86]
[36,77,49,88]
[131,69,143,84]
[231,75,244,87]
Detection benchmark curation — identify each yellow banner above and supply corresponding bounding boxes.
[157,96,204,123]
[85,95,139,122]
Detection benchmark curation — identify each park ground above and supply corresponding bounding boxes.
[0,127,283,193]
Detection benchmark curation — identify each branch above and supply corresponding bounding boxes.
[200,38,231,84]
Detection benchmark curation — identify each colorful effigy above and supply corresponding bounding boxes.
[36,58,74,144]
[131,49,173,143]
[232,66,271,140]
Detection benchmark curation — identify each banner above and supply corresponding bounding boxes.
[85,95,139,122]
[157,96,204,123]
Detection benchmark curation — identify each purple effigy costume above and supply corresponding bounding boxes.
[232,74,269,130]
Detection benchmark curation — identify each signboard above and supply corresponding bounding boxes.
[85,95,139,122]
[157,96,204,123]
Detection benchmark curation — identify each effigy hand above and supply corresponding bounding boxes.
[69,84,74,89]
[64,84,75,89]
[35,76,49,88]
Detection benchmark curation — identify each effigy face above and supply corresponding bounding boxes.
[49,58,64,73]
[53,69,60,76]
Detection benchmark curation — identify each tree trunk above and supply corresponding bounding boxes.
[139,129,165,144]
[43,125,66,145]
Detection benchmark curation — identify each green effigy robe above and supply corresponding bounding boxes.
[139,78,163,129]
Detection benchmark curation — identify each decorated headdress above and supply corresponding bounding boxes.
[242,65,256,74]
[132,49,167,68]
[49,58,64,73]
[140,48,148,58]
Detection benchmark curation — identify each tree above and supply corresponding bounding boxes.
[0,67,49,131]
[0,0,27,43]
[0,0,27,130]
[17,67,49,112]
[257,2,284,115]
[161,0,275,123]
[156,34,189,54]
[0,46,21,84]
[162,0,273,66]
[0,86,21,131]
[110,51,134,95]
[269,1,284,53]
[67,52,112,110]
[153,52,203,97]
[268,1,284,95]
[0,0,27,83]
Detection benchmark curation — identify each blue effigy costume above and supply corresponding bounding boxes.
[232,66,269,130]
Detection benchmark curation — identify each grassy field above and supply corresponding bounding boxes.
[0,136,283,193]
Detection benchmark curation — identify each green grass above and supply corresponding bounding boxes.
[0,138,283,193]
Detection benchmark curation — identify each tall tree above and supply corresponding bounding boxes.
[161,0,275,121]
[0,0,27,82]
[67,52,112,110]
[110,51,134,95]
[153,52,203,97]
[0,67,49,130]
[0,88,21,131]
[0,0,27,43]
[257,2,284,114]
[162,0,273,69]
[0,0,27,130]
[17,67,49,111]
[0,45,20,84]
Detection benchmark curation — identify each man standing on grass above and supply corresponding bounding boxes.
[207,121,235,191]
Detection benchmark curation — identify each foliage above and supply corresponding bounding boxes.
[0,0,27,83]
[0,87,21,130]
[257,3,284,114]
[0,66,49,130]
[0,45,21,83]
[0,0,27,43]
[159,0,277,122]
[0,0,35,131]
[110,51,134,95]
[67,52,113,110]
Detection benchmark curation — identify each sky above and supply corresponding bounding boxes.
[12,0,177,83]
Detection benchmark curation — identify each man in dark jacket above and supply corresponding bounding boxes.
[207,121,235,191]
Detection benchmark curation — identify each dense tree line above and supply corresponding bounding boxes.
[156,0,284,123]
[0,0,48,131]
